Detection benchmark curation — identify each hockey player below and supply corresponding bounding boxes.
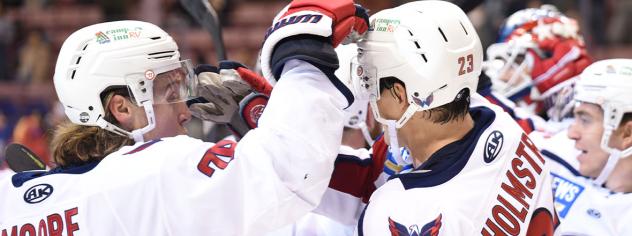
[550,59,632,235]
[0,0,370,234]
[483,5,591,123]
[267,43,374,236]
[351,1,557,234]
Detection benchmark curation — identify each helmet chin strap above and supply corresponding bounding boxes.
[130,101,156,143]
[97,101,157,143]
[395,104,418,129]
[593,151,619,186]
[358,122,375,146]
[384,119,406,166]
[592,127,632,186]
[370,99,416,166]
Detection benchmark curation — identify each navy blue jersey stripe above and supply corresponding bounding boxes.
[393,106,496,189]
[357,203,369,236]
[12,161,100,187]
[335,153,372,167]
[124,139,162,155]
[541,149,582,177]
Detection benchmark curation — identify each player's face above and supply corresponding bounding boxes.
[375,85,408,146]
[567,102,609,178]
[130,101,192,141]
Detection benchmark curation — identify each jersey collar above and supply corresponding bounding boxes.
[391,106,496,189]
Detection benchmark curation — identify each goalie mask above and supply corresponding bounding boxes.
[484,5,586,121]
[54,21,198,142]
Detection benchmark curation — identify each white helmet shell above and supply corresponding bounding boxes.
[575,59,632,157]
[54,21,182,142]
[356,0,482,128]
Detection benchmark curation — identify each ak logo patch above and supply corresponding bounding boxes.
[24,183,53,204]
[551,173,585,218]
[484,130,503,163]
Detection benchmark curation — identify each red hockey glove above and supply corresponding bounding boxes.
[260,0,369,82]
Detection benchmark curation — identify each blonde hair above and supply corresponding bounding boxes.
[51,89,134,167]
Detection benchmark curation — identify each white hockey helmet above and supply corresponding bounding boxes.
[354,0,482,128]
[53,21,197,142]
[575,59,632,157]
[336,43,374,145]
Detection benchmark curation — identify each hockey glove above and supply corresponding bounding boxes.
[189,61,272,138]
[260,0,369,84]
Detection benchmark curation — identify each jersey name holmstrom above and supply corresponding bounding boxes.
[1,207,79,236]
[481,134,548,235]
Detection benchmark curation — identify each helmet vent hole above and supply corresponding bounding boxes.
[151,55,174,60]
[413,41,421,49]
[438,27,448,42]
[148,50,176,60]
[148,50,174,56]
[71,70,76,79]
[75,56,82,64]
[89,106,93,111]
[459,21,468,35]
[407,30,427,62]
[82,43,89,51]
[150,37,161,40]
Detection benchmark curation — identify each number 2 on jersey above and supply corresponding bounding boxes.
[197,140,237,177]
[458,54,474,75]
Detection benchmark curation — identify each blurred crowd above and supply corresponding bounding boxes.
[0,0,631,168]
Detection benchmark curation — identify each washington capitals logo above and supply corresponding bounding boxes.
[388,214,442,236]
[412,93,434,107]
[95,31,110,44]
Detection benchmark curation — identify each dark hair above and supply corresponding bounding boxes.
[620,113,632,126]
[379,77,470,124]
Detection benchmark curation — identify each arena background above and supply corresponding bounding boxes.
[0,0,630,167]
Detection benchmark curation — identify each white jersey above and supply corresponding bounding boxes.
[357,95,557,235]
[532,122,632,235]
[550,176,632,235]
[530,126,582,180]
[0,169,14,181]
[0,60,347,236]
[265,145,370,236]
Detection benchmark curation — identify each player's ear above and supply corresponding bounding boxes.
[108,94,135,129]
[391,83,407,104]
[619,120,632,149]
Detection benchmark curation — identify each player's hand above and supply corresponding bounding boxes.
[189,61,272,138]
[260,0,369,82]
[188,64,240,123]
